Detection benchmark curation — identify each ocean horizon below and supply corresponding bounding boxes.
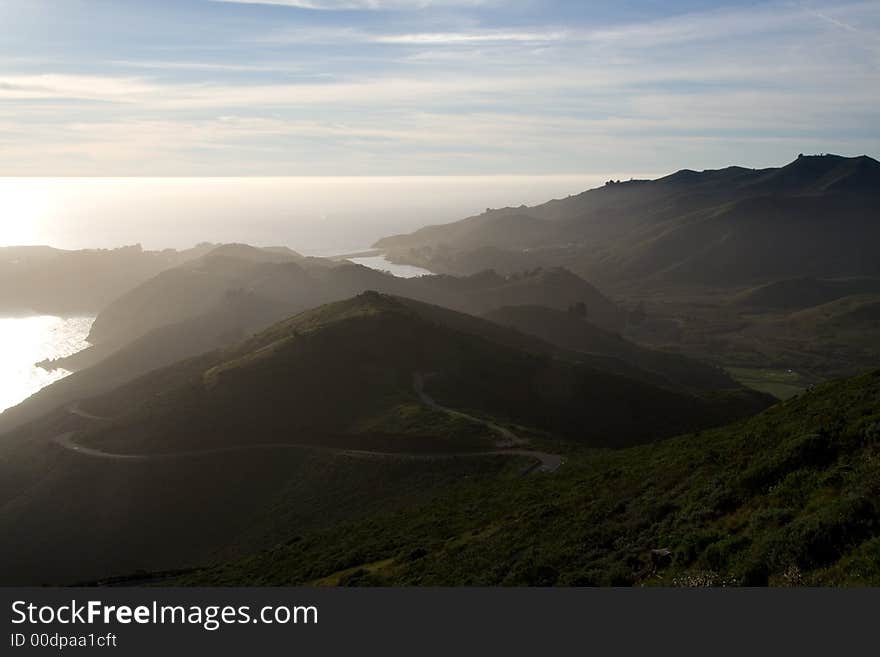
[0,174,648,254]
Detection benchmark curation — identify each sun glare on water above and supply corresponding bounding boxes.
[0,316,94,413]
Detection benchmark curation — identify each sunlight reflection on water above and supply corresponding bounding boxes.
[0,315,94,412]
[347,255,433,278]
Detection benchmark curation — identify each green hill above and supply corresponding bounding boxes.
[76,293,765,456]
[175,369,880,587]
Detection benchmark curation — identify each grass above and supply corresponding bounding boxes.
[309,559,396,586]
[726,367,809,400]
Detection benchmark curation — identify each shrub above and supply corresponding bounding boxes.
[702,535,750,571]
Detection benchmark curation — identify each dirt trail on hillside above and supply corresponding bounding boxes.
[412,372,562,472]
[53,390,563,474]
[52,430,562,472]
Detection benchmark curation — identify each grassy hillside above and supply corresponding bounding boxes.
[175,369,880,586]
[734,277,880,310]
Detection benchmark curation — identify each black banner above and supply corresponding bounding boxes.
[0,587,874,655]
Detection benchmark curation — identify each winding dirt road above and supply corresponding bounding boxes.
[413,372,562,472]
[53,431,562,473]
[53,385,563,474]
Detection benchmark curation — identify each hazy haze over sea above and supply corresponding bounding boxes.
[0,175,642,254]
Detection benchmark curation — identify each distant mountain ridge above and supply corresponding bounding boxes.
[84,245,624,355]
[375,154,880,287]
[0,242,300,315]
[0,243,211,314]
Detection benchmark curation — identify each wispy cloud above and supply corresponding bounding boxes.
[212,0,490,10]
[109,60,305,73]
[373,30,567,45]
[0,74,158,102]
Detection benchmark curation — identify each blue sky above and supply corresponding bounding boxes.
[0,0,877,175]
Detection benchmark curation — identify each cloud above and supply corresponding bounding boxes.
[5,104,876,177]
[0,74,158,102]
[211,0,489,10]
[109,60,304,73]
[372,30,567,45]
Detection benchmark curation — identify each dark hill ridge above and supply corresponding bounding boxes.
[749,154,880,194]
[652,154,880,195]
[375,154,880,287]
[75,293,771,457]
[0,242,306,316]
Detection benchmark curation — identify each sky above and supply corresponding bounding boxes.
[0,0,878,176]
